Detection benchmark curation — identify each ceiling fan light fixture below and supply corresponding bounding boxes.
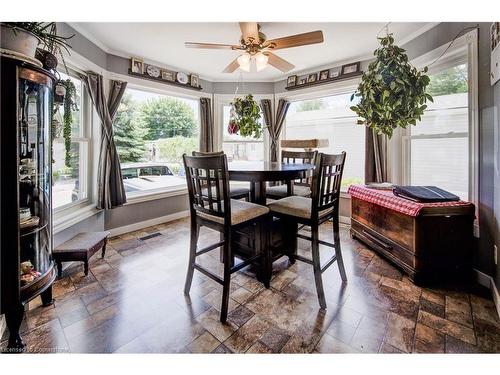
[237,53,251,72]
[254,52,268,72]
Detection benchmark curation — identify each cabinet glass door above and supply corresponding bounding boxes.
[18,73,52,288]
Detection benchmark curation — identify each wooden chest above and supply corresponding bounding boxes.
[350,196,475,284]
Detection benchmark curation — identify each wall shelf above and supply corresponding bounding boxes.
[128,70,203,91]
[285,71,363,91]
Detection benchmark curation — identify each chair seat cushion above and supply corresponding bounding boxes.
[54,231,110,253]
[267,196,333,220]
[266,184,311,198]
[198,199,269,225]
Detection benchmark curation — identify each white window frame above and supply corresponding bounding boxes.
[111,77,206,204]
[394,30,480,235]
[214,93,272,162]
[52,69,92,215]
[276,78,363,196]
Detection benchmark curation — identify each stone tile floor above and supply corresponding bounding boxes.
[2,218,499,353]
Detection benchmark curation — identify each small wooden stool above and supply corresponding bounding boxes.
[53,231,110,279]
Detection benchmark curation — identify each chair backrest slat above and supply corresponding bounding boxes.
[281,150,318,186]
[311,152,346,215]
[183,153,231,225]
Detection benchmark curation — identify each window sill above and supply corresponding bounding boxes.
[124,186,189,205]
[53,204,101,234]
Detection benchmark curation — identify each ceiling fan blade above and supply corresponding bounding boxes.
[223,58,240,73]
[266,52,295,73]
[266,30,324,50]
[185,42,241,50]
[239,22,259,43]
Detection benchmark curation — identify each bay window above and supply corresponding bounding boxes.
[283,91,365,191]
[222,104,264,164]
[52,71,90,210]
[113,87,200,197]
[402,29,478,206]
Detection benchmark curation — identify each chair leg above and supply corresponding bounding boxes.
[287,219,298,265]
[311,224,327,309]
[184,220,199,295]
[220,230,232,323]
[333,219,347,283]
[101,240,107,258]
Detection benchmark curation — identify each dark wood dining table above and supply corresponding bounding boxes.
[228,161,314,205]
[227,161,315,284]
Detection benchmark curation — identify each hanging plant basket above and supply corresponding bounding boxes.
[350,33,433,138]
[229,94,263,139]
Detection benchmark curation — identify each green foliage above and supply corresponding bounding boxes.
[113,93,147,162]
[60,78,78,167]
[156,136,198,163]
[296,99,326,112]
[350,34,433,138]
[426,64,467,96]
[139,97,197,140]
[230,94,263,139]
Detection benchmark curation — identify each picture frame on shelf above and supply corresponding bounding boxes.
[319,70,329,81]
[286,75,297,87]
[329,68,341,78]
[341,61,360,75]
[190,74,199,87]
[307,73,317,83]
[161,70,175,81]
[131,57,144,74]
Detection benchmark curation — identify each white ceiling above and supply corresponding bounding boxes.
[70,22,435,81]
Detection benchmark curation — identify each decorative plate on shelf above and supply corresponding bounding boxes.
[176,72,189,84]
[146,65,160,78]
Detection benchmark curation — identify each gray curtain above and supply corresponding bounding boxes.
[199,97,214,152]
[84,72,127,209]
[261,98,290,162]
[365,127,387,183]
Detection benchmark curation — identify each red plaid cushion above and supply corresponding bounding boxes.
[347,185,473,217]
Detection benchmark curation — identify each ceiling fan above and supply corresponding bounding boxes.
[185,22,324,73]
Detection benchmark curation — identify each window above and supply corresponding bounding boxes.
[52,71,89,210]
[403,58,470,200]
[113,87,200,197]
[222,104,264,164]
[284,93,365,191]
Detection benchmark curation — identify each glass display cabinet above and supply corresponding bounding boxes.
[1,56,56,350]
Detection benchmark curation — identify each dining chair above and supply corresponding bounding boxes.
[266,150,318,199]
[192,151,250,201]
[267,152,347,309]
[183,153,270,322]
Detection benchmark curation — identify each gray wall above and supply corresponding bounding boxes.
[494,81,500,290]
[53,212,105,247]
[104,194,189,230]
[212,81,275,94]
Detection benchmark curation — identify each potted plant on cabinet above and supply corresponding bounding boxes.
[1,22,73,66]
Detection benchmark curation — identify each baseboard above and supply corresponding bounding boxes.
[107,210,190,237]
[339,215,351,226]
[473,268,500,320]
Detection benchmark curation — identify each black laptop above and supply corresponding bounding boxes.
[392,186,460,203]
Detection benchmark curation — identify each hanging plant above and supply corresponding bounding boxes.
[229,94,263,139]
[52,78,78,167]
[350,33,433,138]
